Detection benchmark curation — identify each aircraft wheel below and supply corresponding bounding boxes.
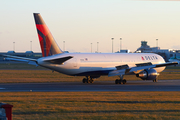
[153,79,157,82]
[89,79,94,83]
[82,78,86,83]
[115,79,119,84]
[123,79,126,84]
[86,79,90,83]
[119,80,122,84]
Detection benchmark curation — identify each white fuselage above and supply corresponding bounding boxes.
[37,53,166,76]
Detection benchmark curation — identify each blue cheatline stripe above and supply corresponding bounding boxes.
[72,70,113,76]
[37,29,46,57]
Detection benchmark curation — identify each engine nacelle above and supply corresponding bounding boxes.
[136,68,159,80]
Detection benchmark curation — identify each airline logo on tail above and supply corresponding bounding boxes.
[33,13,63,57]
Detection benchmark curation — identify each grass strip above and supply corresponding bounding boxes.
[0,91,180,120]
[0,69,180,83]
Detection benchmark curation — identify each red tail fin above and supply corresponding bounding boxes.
[33,13,63,57]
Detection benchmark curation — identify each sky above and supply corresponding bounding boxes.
[0,0,180,53]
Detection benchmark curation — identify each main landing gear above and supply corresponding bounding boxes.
[115,75,127,84]
[82,76,94,83]
[115,79,127,84]
[153,79,158,82]
[82,75,127,84]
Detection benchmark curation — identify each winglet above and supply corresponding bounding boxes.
[33,13,63,57]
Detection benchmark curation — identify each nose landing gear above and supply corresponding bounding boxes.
[153,79,158,82]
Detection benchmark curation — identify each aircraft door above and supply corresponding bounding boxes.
[73,58,77,67]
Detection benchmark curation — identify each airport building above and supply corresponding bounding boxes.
[116,49,131,53]
[0,41,180,62]
[115,41,179,62]
[135,41,177,62]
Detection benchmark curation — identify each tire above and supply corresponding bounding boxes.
[115,79,119,84]
[123,79,126,84]
[82,78,86,83]
[119,80,122,84]
[153,79,157,82]
[90,79,94,83]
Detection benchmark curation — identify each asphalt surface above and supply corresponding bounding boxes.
[0,80,180,92]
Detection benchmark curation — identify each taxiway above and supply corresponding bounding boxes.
[0,80,180,92]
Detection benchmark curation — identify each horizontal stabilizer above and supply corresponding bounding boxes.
[3,55,36,61]
[44,56,73,64]
[3,55,38,66]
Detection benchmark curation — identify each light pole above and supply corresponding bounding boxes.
[30,41,32,51]
[63,41,65,51]
[97,42,99,53]
[13,42,15,51]
[111,38,114,53]
[120,38,122,52]
[156,39,158,48]
[91,43,92,53]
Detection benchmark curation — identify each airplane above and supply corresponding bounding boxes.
[3,13,178,84]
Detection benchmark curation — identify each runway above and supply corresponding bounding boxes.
[0,80,180,92]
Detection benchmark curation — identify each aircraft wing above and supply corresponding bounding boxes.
[2,55,38,66]
[169,58,180,64]
[108,62,178,77]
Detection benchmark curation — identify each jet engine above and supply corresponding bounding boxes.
[136,68,159,80]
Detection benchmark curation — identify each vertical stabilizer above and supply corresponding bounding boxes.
[33,13,63,57]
